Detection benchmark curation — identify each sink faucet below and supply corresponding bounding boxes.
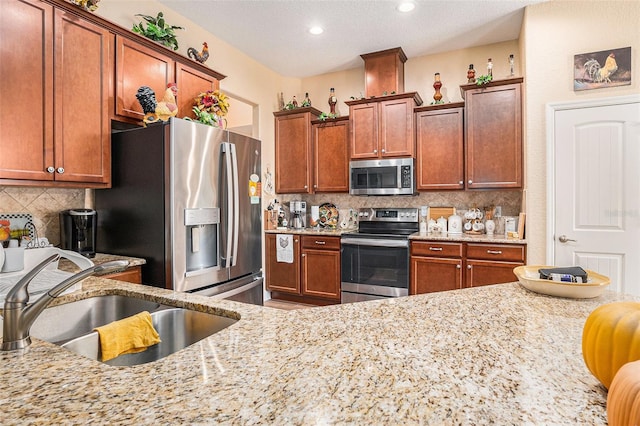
[1,254,129,351]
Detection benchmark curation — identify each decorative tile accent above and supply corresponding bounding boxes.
[0,186,85,246]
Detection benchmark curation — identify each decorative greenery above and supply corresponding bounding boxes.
[430,100,445,105]
[189,89,230,128]
[476,74,493,85]
[284,101,296,110]
[318,112,339,121]
[132,12,184,51]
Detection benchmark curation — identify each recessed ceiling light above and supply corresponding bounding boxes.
[397,2,415,12]
[309,26,324,35]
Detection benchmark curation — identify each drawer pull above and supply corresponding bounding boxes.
[315,241,326,245]
[487,250,503,255]
[429,247,443,251]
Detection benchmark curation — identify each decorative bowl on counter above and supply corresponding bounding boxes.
[513,265,611,299]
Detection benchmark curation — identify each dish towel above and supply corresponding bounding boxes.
[94,311,161,362]
[276,234,294,263]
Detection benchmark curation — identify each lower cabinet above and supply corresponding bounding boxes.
[265,234,341,304]
[103,265,143,284]
[410,240,525,294]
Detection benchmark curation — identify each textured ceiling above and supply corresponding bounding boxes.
[158,0,545,78]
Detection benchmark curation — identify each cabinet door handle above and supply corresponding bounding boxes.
[304,185,308,189]
[315,240,326,245]
[46,166,55,173]
[429,247,443,251]
[373,149,378,154]
[468,180,473,184]
[456,264,461,269]
[294,239,299,243]
[459,181,463,185]
[381,148,386,153]
[487,250,503,255]
[313,184,317,188]
[301,253,306,257]
[467,265,472,269]
[57,167,65,174]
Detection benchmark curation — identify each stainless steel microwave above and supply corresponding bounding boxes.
[349,158,415,196]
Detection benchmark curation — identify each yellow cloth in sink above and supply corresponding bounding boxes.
[94,311,161,362]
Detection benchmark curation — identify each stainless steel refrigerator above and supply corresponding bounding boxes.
[95,118,263,304]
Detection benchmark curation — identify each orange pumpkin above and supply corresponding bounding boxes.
[607,360,640,426]
[582,302,640,389]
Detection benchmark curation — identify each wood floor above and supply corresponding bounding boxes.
[263,299,314,310]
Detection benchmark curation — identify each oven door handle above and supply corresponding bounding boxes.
[340,238,409,248]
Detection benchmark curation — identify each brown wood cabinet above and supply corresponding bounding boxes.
[346,93,422,160]
[461,78,523,189]
[103,265,143,284]
[265,233,301,294]
[0,0,112,187]
[465,243,526,287]
[265,233,341,304]
[410,241,463,294]
[415,103,465,190]
[274,107,321,194]
[115,35,175,122]
[301,236,341,300]
[411,240,526,294]
[311,117,349,193]
[175,63,220,120]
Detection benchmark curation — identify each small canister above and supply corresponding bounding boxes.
[436,216,448,233]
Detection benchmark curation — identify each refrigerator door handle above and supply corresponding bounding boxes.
[221,142,234,268]
[230,143,240,267]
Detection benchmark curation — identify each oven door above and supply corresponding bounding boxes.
[340,237,409,299]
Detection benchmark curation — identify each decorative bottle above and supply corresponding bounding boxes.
[487,58,493,77]
[432,73,443,103]
[467,64,476,83]
[302,92,311,107]
[509,54,515,77]
[328,88,337,114]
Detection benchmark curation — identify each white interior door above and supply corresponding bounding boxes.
[552,99,640,295]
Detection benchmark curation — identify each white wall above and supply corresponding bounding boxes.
[521,0,640,263]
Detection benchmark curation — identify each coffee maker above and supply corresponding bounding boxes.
[60,209,97,258]
[289,201,307,229]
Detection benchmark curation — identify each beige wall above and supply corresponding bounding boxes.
[521,0,640,263]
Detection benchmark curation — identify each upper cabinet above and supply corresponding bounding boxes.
[0,0,112,187]
[415,103,465,190]
[115,36,221,123]
[311,116,349,193]
[461,78,523,189]
[0,0,225,187]
[346,92,422,160]
[274,107,322,194]
[115,36,175,122]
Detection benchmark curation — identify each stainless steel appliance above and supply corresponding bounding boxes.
[289,200,307,229]
[341,207,419,303]
[349,157,415,196]
[59,209,97,258]
[95,118,263,305]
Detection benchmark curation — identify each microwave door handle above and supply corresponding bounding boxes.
[230,143,240,267]
[221,143,233,268]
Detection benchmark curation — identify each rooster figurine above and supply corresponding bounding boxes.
[135,83,179,125]
[187,42,209,64]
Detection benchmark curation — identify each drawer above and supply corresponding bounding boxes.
[466,243,526,262]
[302,235,341,251]
[411,241,463,258]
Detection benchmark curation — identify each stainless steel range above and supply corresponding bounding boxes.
[340,208,419,303]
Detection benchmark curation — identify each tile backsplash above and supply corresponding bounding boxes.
[275,191,523,217]
[0,186,87,246]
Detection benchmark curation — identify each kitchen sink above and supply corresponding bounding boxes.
[62,307,237,366]
[30,295,167,344]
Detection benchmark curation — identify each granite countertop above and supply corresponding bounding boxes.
[264,227,352,236]
[266,228,526,244]
[0,279,635,424]
[410,232,527,244]
[57,253,147,273]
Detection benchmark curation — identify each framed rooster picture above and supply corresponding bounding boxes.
[574,46,631,91]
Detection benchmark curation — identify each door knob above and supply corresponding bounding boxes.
[558,235,577,243]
